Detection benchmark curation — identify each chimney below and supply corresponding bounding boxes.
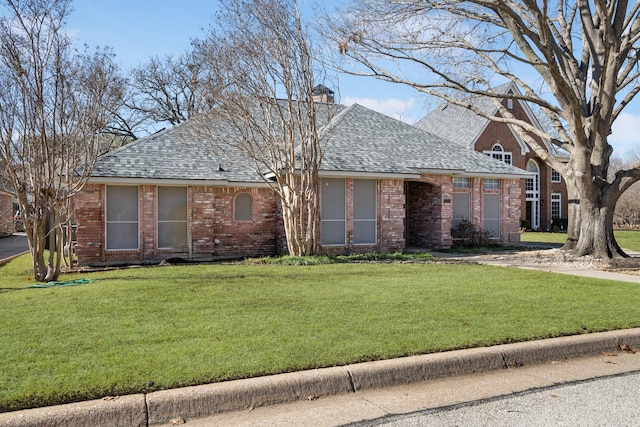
[311,84,334,104]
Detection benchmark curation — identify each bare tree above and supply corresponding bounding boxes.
[192,0,333,256]
[124,52,217,130]
[0,0,123,281]
[612,152,640,228]
[325,0,640,259]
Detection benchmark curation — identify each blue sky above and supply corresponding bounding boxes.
[67,0,426,123]
[67,1,639,157]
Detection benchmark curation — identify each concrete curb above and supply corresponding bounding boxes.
[2,328,639,426]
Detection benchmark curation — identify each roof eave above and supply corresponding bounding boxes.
[87,177,271,187]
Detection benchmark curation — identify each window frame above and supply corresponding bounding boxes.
[551,193,562,219]
[483,193,501,238]
[453,177,470,188]
[353,179,377,245]
[551,168,562,183]
[321,178,347,246]
[157,186,188,250]
[484,143,512,165]
[105,185,139,251]
[234,192,254,222]
[483,178,500,190]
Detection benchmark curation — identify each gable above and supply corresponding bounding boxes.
[415,83,560,156]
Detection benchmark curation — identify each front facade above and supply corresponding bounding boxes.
[75,103,529,266]
[416,83,569,231]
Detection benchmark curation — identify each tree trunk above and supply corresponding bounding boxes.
[562,176,580,251]
[572,174,626,259]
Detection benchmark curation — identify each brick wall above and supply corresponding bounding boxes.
[405,175,453,249]
[0,192,13,237]
[75,184,281,266]
[75,184,105,263]
[473,97,568,230]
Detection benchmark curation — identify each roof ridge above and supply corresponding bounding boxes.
[318,103,356,139]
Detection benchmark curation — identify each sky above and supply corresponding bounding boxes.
[66,0,639,157]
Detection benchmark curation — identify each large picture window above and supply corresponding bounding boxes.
[106,186,139,250]
[353,179,377,244]
[321,178,346,245]
[158,186,187,249]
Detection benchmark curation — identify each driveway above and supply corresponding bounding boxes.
[0,233,29,263]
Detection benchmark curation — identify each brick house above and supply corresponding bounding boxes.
[415,83,569,231]
[74,102,530,266]
[0,185,15,237]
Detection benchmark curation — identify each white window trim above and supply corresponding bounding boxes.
[551,193,562,218]
[483,143,513,165]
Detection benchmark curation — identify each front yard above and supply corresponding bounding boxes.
[2,252,640,412]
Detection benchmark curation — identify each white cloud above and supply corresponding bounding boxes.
[342,96,418,123]
[610,112,640,157]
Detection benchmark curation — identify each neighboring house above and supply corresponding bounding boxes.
[74,100,530,266]
[0,185,14,237]
[415,83,569,231]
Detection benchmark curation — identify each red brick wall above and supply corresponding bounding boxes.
[405,175,453,249]
[75,184,281,266]
[474,97,568,230]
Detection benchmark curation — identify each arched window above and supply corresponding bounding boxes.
[484,143,512,164]
[235,193,253,221]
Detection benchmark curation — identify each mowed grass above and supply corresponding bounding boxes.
[521,229,640,252]
[2,254,640,412]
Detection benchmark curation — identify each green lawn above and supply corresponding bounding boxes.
[521,229,640,252]
[2,253,640,412]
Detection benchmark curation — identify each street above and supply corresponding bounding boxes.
[170,351,640,427]
[354,371,640,426]
[0,233,29,262]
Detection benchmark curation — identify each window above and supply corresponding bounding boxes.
[353,179,377,244]
[453,177,470,188]
[235,193,253,221]
[483,194,500,237]
[551,168,561,183]
[484,143,512,165]
[321,178,346,245]
[484,178,500,189]
[158,187,187,249]
[551,193,562,219]
[106,186,139,250]
[452,193,470,229]
[507,99,514,109]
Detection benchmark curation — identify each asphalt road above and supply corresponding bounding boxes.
[354,371,640,426]
[0,233,28,262]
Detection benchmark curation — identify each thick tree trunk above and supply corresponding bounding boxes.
[572,176,626,259]
[562,176,580,251]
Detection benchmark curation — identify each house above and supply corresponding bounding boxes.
[0,184,15,237]
[415,83,569,231]
[74,101,530,266]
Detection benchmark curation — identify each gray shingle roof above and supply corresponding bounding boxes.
[414,85,510,148]
[320,104,529,177]
[91,100,529,183]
